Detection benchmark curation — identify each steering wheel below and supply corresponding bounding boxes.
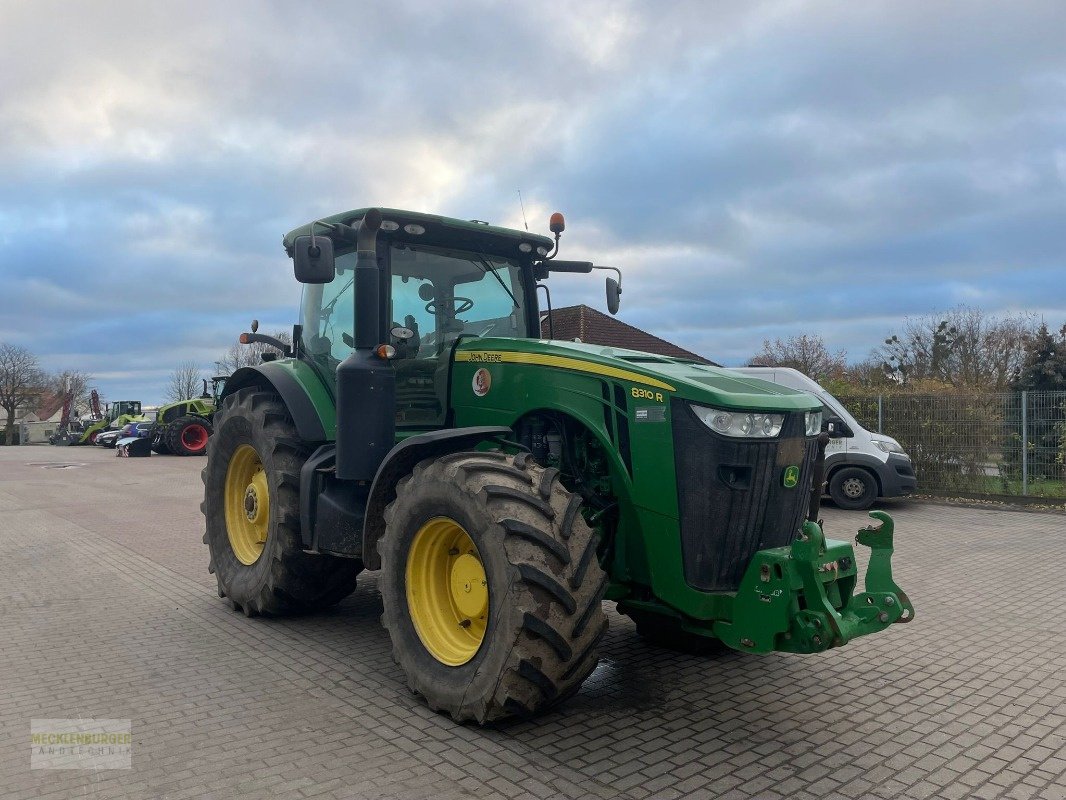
[425,296,474,315]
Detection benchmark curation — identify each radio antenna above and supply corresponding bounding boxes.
[517,189,529,231]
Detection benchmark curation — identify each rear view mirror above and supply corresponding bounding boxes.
[293,235,335,284]
[606,276,621,315]
[825,416,854,438]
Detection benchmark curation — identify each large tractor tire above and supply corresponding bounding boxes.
[201,388,361,616]
[167,415,213,456]
[151,436,171,455]
[380,451,608,724]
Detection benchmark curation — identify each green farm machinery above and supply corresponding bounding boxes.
[151,378,225,456]
[202,207,913,723]
[52,394,145,446]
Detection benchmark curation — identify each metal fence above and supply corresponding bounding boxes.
[838,391,1066,499]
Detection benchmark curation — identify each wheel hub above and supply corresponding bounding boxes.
[224,445,269,565]
[405,517,489,666]
[843,477,865,498]
[449,553,488,619]
[243,486,259,521]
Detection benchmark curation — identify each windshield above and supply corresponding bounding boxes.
[389,243,528,355]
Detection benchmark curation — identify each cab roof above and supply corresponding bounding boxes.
[283,208,554,261]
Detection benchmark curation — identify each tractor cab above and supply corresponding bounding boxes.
[298,229,538,429]
[109,401,142,423]
[209,377,227,406]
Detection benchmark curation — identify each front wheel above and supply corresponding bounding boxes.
[380,452,608,723]
[829,466,878,510]
[201,388,360,616]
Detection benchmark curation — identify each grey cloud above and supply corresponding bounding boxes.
[1,1,1064,402]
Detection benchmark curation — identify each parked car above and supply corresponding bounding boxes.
[97,415,156,448]
[730,366,917,509]
[96,429,122,448]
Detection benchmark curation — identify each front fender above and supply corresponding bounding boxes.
[223,361,335,443]
[361,426,512,569]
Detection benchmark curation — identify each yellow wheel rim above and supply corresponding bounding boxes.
[224,444,270,566]
[405,517,488,666]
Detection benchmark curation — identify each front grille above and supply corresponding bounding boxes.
[671,400,818,591]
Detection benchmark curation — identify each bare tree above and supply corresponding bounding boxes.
[826,356,897,394]
[216,331,291,374]
[749,334,847,382]
[875,306,1036,389]
[0,343,47,445]
[51,370,95,416]
[166,361,205,403]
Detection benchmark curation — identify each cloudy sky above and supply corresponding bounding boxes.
[1,0,1064,404]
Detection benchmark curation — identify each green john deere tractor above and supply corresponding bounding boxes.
[151,378,226,456]
[202,207,913,723]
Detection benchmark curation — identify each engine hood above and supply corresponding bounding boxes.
[454,338,822,413]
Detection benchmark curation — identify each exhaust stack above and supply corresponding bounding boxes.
[334,209,396,482]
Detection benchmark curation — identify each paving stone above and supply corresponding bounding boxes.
[2,447,1065,798]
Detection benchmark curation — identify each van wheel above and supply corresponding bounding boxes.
[829,467,877,510]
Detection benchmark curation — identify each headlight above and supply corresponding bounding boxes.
[804,411,822,436]
[691,405,784,438]
[873,440,905,454]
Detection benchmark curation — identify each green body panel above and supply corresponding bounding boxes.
[453,337,822,411]
[158,397,216,420]
[448,337,822,621]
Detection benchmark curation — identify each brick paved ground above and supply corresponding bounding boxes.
[1,446,1064,800]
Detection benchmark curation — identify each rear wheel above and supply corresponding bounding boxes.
[380,452,608,723]
[201,388,360,616]
[829,466,878,510]
[168,415,213,456]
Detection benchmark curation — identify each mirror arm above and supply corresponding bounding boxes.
[592,265,622,290]
[240,332,293,357]
[536,284,554,339]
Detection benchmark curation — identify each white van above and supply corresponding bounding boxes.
[730,367,916,510]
